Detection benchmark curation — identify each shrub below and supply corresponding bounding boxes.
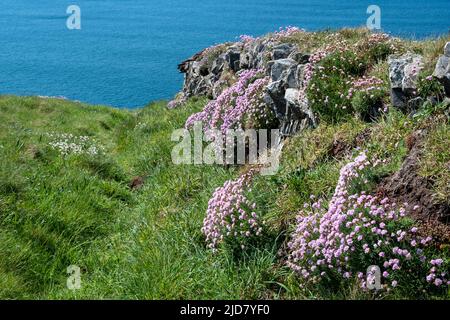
[202,169,263,251]
[185,69,277,133]
[356,33,400,63]
[348,76,386,121]
[287,152,449,295]
[307,50,367,122]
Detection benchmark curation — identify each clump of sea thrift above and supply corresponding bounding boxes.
[240,34,256,43]
[185,69,275,133]
[303,32,401,122]
[202,169,263,251]
[347,76,384,100]
[271,26,304,40]
[348,76,386,119]
[298,39,350,104]
[287,152,448,292]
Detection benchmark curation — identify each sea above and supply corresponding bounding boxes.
[0,0,449,108]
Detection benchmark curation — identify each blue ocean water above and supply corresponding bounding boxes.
[0,1,449,108]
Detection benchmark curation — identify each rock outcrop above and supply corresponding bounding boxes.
[388,53,423,112]
[175,38,448,137]
[173,37,317,137]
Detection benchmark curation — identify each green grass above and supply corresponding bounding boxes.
[0,95,283,299]
[419,116,450,205]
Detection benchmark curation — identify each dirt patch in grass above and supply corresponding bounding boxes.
[129,176,145,190]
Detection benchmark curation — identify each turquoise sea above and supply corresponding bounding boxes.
[0,0,449,107]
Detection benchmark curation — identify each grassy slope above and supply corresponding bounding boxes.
[0,95,282,299]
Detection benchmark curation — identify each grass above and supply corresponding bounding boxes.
[419,117,450,205]
[0,95,284,299]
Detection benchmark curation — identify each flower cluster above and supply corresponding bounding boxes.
[426,259,449,287]
[287,152,448,291]
[366,33,391,45]
[202,169,263,251]
[357,32,401,54]
[240,34,256,43]
[223,76,274,130]
[271,26,304,40]
[347,76,384,100]
[185,69,274,132]
[47,132,104,157]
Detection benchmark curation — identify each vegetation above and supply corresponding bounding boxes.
[0,29,449,300]
[0,92,448,299]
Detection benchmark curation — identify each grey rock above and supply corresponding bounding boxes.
[288,51,310,64]
[239,38,271,70]
[434,55,450,78]
[280,88,316,136]
[192,61,209,77]
[388,54,422,90]
[284,88,300,106]
[433,54,450,96]
[444,42,450,57]
[270,58,299,88]
[285,89,315,121]
[270,59,296,81]
[388,53,423,108]
[266,61,314,136]
[272,43,296,60]
[266,81,287,118]
[390,88,407,109]
[211,56,225,75]
[175,36,313,137]
[233,60,241,72]
[407,96,424,114]
[273,49,287,60]
[224,49,241,72]
[296,64,306,89]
